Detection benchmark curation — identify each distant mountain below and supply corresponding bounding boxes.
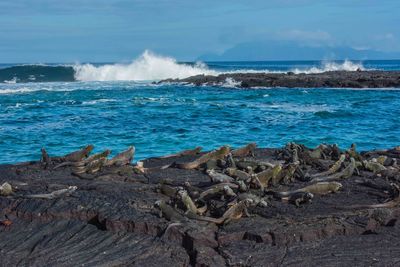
[198,41,400,61]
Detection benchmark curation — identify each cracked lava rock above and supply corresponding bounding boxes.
[1,143,400,266]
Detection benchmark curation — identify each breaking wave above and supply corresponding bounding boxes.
[74,50,217,81]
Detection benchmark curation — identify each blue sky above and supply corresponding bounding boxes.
[0,0,399,62]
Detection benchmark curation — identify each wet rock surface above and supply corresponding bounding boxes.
[1,144,400,266]
[160,70,400,88]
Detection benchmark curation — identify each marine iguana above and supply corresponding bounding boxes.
[72,157,107,175]
[54,149,111,169]
[311,154,346,178]
[226,153,236,168]
[55,145,94,162]
[183,182,202,199]
[223,185,237,198]
[271,164,288,186]
[310,157,356,183]
[347,143,363,161]
[231,143,257,157]
[155,200,187,222]
[270,181,343,197]
[158,146,202,158]
[186,199,253,225]
[329,144,342,160]
[132,161,146,174]
[225,167,251,181]
[159,183,180,198]
[199,183,239,199]
[376,155,388,165]
[246,166,255,175]
[234,159,276,172]
[235,193,268,207]
[291,148,300,165]
[206,169,235,183]
[279,142,303,163]
[0,182,13,196]
[22,186,77,200]
[282,192,314,207]
[279,163,298,185]
[91,165,139,180]
[104,146,135,167]
[363,160,387,173]
[178,189,202,215]
[308,144,328,159]
[176,145,230,170]
[40,148,51,169]
[256,164,282,188]
[235,180,248,192]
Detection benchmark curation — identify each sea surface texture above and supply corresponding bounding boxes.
[0,54,399,163]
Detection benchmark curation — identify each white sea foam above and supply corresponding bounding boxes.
[292,60,365,74]
[74,50,217,81]
[267,103,334,113]
[4,77,17,84]
[0,87,39,94]
[82,99,117,105]
[221,77,242,88]
[220,60,365,75]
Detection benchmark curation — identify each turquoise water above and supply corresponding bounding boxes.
[0,59,400,164]
[0,81,399,164]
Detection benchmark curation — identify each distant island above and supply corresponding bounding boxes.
[198,41,400,61]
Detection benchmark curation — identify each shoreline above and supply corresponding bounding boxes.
[160,70,400,88]
[1,143,400,265]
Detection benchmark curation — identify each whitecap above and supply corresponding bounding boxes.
[73,50,217,81]
[0,87,39,94]
[82,99,117,105]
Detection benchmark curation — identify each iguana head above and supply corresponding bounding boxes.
[102,149,111,157]
[332,182,343,191]
[219,145,231,155]
[305,192,314,200]
[177,189,188,199]
[85,145,95,153]
[154,200,164,208]
[243,198,254,207]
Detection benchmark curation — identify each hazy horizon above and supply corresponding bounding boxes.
[1,57,400,65]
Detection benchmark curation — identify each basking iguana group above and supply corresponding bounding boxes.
[40,145,138,179]
[2,141,399,228]
[154,142,400,226]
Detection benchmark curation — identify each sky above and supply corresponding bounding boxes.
[0,0,399,62]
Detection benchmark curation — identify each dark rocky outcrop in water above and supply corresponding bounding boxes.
[160,71,400,88]
[1,145,400,266]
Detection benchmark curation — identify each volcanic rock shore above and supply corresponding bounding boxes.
[160,70,400,88]
[1,144,400,266]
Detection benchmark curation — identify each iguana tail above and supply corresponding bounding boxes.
[185,211,224,224]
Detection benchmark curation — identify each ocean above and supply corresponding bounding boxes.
[1,51,400,164]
